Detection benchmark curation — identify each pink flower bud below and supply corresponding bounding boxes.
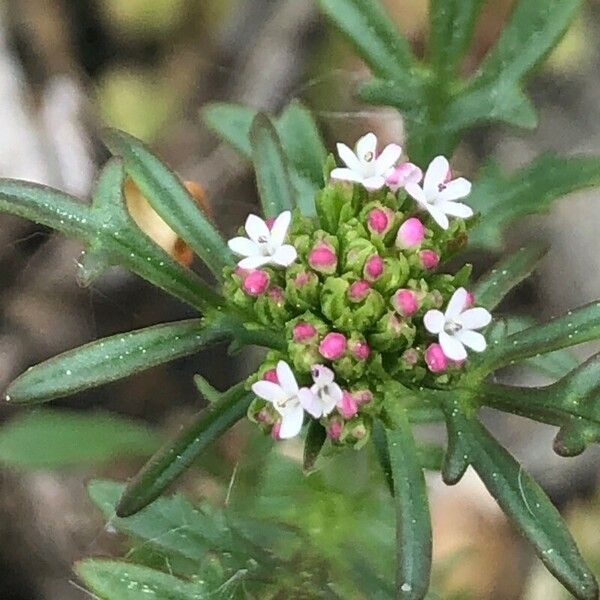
[419,249,440,270]
[271,421,282,440]
[367,207,393,235]
[402,348,420,366]
[294,271,311,287]
[392,289,420,317]
[309,242,337,274]
[265,217,276,230]
[364,255,385,281]
[338,391,358,419]
[268,286,285,305]
[328,419,343,441]
[355,390,373,405]
[350,340,370,361]
[243,270,270,296]
[293,322,317,342]
[319,332,347,360]
[465,291,475,308]
[257,408,273,424]
[348,280,371,302]
[425,343,449,373]
[396,217,425,249]
[386,162,423,190]
[263,368,279,383]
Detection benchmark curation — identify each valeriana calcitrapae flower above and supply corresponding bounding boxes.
[301,365,343,418]
[331,132,401,190]
[405,155,474,230]
[228,211,297,269]
[423,287,492,361]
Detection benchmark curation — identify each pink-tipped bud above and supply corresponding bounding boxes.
[392,289,420,317]
[309,242,337,274]
[419,249,440,270]
[293,322,317,342]
[355,390,373,404]
[396,217,425,249]
[425,343,449,373]
[328,419,343,441]
[319,332,347,360]
[348,280,371,302]
[257,408,273,424]
[268,286,285,305]
[367,207,393,235]
[402,348,420,366]
[386,162,423,190]
[263,368,279,383]
[350,340,371,361]
[294,271,311,287]
[265,217,276,230]
[271,421,282,440]
[339,391,358,419]
[465,291,475,308]
[364,255,385,281]
[243,270,270,296]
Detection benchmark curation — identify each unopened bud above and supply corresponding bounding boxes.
[319,332,347,360]
[338,391,358,419]
[243,270,270,296]
[419,249,440,270]
[348,280,371,302]
[293,322,317,342]
[425,343,449,373]
[392,289,420,317]
[309,241,337,274]
[349,339,370,361]
[386,162,423,191]
[364,255,385,282]
[396,217,425,249]
[367,207,395,236]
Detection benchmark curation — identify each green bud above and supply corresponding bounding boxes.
[342,237,377,275]
[254,286,290,327]
[285,266,320,311]
[340,415,372,449]
[315,183,356,234]
[368,311,416,352]
[372,255,410,295]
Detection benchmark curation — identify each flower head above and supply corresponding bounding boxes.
[423,288,492,361]
[302,365,343,418]
[228,211,297,269]
[331,133,401,190]
[386,162,423,191]
[405,156,473,230]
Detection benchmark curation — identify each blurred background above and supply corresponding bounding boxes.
[1,0,600,598]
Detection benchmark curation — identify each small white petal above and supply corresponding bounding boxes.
[355,132,378,161]
[375,143,402,174]
[405,182,427,206]
[228,237,259,257]
[437,201,474,219]
[423,310,445,334]
[252,380,285,404]
[424,156,449,196]
[312,365,335,386]
[426,204,450,230]
[445,288,468,320]
[271,244,297,266]
[439,331,467,361]
[245,214,270,243]
[336,143,362,172]
[270,210,291,247]
[238,255,270,269]
[457,307,492,330]
[439,177,472,201]
[320,394,338,417]
[276,361,299,396]
[331,167,364,183]
[455,329,487,352]
[299,388,323,418]
[328,383,344,404]
[279,404,305,439]
[361,175,387,190]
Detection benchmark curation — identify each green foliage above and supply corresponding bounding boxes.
[0,411,158,470]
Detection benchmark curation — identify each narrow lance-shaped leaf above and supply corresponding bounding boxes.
[387,414,432,600]
[303,420,327,474]
[250,113,295,217]
[103,128,234,280]
[6,318,226,404]
[117,383,252,517]
[472,244,547,310]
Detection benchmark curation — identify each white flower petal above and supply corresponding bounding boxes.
[439,331,467,361]
[426,203,450,230]
[331,167,364,183]
[252,380,285,404]
[321,394,338,417]
[299,388,322,418]
[336,143,362,172]
[439,177,471,201]
[329,383,344,404]
[245,214,270,243]
[361,175,387,190]
[456,307,492,330]
[423,310,445,334]
[271,244,297,267]
[276,360,299,396]
[228,237,259,257]
[238,255,270,269]
[269,210,291,247]
[355,132,378,161]
[279,404,305,439]
[424,156,449,196]
[312,365,335,386]
[445,288,468,320]
[437,201,474,219]
[375,143,402,174]
[455,329,487,352]
[405,182,427,205]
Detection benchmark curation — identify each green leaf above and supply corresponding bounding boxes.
[250,113,295,217]
[316,0,415,79]
[387,416,432,600]
[6,318,225,404]
[443,409,597,600]
[0,411,158,470]
[103,128,233,280]
[303,420,327,474]
[472,244,547,310]
[202,103,256,156]
[75,559,209,600]
[469,154,600,250]
[117,383,252,517]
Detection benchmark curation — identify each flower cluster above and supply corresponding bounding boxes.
[224,134,491,444]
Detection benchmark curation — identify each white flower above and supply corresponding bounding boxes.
[331,132,402,191]
[405,156,473,230]
[251,361,311,439]
[301,365,343,418]
[423,288,492,361]
[228,211,297,269]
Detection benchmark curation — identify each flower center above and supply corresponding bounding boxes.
[444,321,462,334]
[257,235,273,256]
[276,393,298,409]
[437,183,447,193]
[363,151,374,162]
